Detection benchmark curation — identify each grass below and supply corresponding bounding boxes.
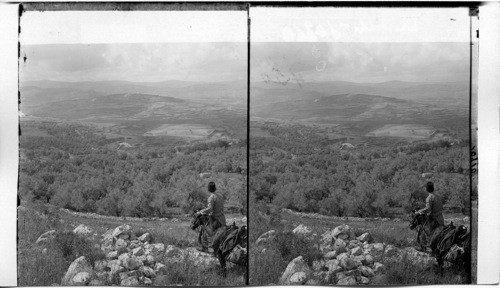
[18,202,245,286]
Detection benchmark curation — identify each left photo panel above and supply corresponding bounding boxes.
[18,5,248,286]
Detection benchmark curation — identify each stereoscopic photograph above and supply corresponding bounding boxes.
[249,7,475,285]
[17,6,248,286]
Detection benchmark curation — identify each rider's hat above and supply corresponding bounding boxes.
[426,182,434,193]
[208,181,216,193]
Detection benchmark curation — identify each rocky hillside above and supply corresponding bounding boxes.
[36,223,243,286]
[255,223,465,285]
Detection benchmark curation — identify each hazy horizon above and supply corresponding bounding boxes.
[20,43,247,83]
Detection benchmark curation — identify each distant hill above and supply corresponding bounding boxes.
[252,80,469,107]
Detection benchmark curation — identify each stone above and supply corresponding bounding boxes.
[373,262,385,273]
[351,246,363,256]
[332,224,351,239]
[337,275,357,285]
[340,257,356,270]
[36,230,56,245]
[359,265,375,277]
[127,270,143,278]
[353,255,365,267]
[144,277,152,285]
[118,233,130,240]
[107,260,125,279]
[132,247,144,256]
[357,232,372,243]
[118,253,130,264]
[72,272,91,285]
[373,243,384,252]
[145,254,155,266]
[293,224,312,236]
[359,276,370,284]
[154,263,167,275]
[289,271,308,284]
[140,266,156,278]
[333,238,347,253]
[256,230,276,246]
[125,257,142,270]
[73,224,92,236]
[165,245,183,258]
[385,245,398,257]
[138,232,152,243]
[336,252,349,261]
[326,261,342,274]
[112,224,132,239]
[129,240,141,249]
[119,272,129,281]
[321,230,336,244]
[106,250,118,260]
[121,276,139,286]
[94,260,107,272]
[42,248,47,254]
[279,256,311,285]
[61,256,94,285]
[324,250,337,260]
[312,260,326,271]
[115,238,128,251]
[363,254,374,265]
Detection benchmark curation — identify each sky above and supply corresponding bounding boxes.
[250,7,470,83]
[20,43,247,82]
[19,10,247,83]
[251,42,469,83]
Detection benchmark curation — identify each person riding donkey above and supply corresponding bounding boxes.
[195,181,226,252]
[415,181,444,251]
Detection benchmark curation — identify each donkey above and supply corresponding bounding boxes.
[409,212,469,276]
[190,211,224,252]
[212,222,247,277]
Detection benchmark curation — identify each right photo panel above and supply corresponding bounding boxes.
[249,7,475,285]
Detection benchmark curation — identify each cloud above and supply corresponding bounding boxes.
[20,43,246,82]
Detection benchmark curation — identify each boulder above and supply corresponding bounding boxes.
[363,254,374,266]
[312,260,326,271]
[279,256,311,285]
[145,254,156,266]
[357,232,372,243]
[336,252,349,262]
[326,260,342,274]
[340,257,356,270]
[358,275,370,284]
[165,245,183,258]
[385,245,398,257]
[154,263,167,275]
[353,255,365,267]
[144,277,153,285]
[129,240,141,249]
[106,251,118,260]
[94,260,107,272]
[289,271,308,284]
[132,247,144,256]
[140,266,156,278]
[73,224,92,236]
[121,276,139,286]
[36,230,56,245]
[293,224,312,236]
[359,265,375,277]
[332,224,351,240]
[324,250,337,260]
[115,238,128,251]
[138,232,152,243]
[373,243,384,252]
[72,272,91,285]
[61,256,94,285]
[333,238,347,253]
[337,275,357,285]
[256,230,276,246]
[107,259,125,279]
[112,224,132,239]
[373,262,385,273]
[351,246,363,256]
